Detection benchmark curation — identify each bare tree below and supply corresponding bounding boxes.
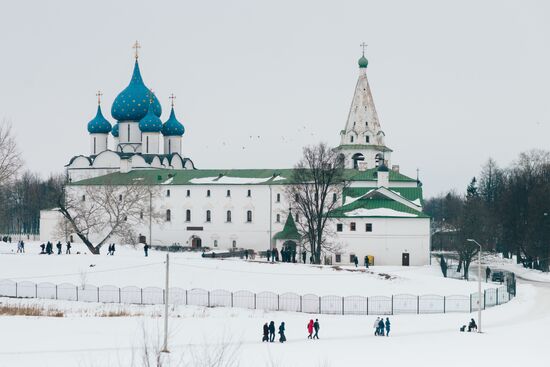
[0,120,24,186]
[56,181,163,254]
[286,143,347,264]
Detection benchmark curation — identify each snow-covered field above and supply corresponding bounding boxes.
[0,242,493,296]
[0,242,546,366]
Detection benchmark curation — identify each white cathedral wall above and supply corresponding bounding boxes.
[329,217,431,266]
[163,136,182,156]
[89,133,108,155]
[141,132,160,154]
[118,122,142,153]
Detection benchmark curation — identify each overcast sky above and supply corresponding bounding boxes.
[1,0,548,196]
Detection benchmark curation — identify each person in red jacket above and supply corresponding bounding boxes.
[307,319,314,339]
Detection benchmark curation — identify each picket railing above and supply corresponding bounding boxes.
[0,279,515,315]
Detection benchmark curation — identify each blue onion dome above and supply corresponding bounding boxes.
[358,55,368,68]
[87,105,112,134]
[139,103,163,133]
[111,60,162,121]
[111,122,119,137]
[162,107,185,136]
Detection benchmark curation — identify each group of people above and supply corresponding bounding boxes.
[307,319,320,339]
[40,241,71,255]
[262,321,286,343]
[106,243,116,255]
[460,318,478,332]
[266,248,310,264]
[1,236,13,243]
[16,240,25,253]
[374,317,391,336]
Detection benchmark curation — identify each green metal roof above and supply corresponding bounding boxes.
[343,187,424,205]
[70,167,416,186]
[337,144,393,152]
[273,213,301,240]
[329,195,429,219]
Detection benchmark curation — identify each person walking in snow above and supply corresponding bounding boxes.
[66,241,71,254]
[56,241,62,255]
[278,322,286,343]
[111,243,116,256]
[40,243,45,254]
[302,250,307,264]
[269,321,276,342]
[307,319,314,339]
[46,241,52,255]
[486,267,491,282]
[364,256,369,269]
[374,317,380,336]
[262,323,269,342]
[385,317,391,336]
[271,248,276,263]
[267,249,271,262]
[378,318,385,336]
[313,319,320,339]
[144,243,149,257]
[354,255,358,268]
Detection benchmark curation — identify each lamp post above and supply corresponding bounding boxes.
[467,238,482,333]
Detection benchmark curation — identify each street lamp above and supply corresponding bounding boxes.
[467,238,482,333]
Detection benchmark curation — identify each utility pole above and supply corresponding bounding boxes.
[149,190,152,246]
[467,238,482,333]
[161,253,170,352]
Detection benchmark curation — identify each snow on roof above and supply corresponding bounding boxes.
[344,208,419,217]
[189,176,273,184]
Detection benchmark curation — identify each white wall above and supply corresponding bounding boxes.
[89,133,108,155]
[141,132,160,154]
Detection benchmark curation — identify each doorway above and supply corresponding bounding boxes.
[402,253,410,266]
[191,236,202,249]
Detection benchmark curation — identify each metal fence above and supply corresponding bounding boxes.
[0,279,514,315]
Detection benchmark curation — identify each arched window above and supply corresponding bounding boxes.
[127,124,130,141]
[232,240,237,248]
[206,210,211,222]
[247,189,251,197]
[185,209,191,222]
[226,210,232,222]
[226,189,231,197]
[246,210,252,222]
[214,240,218,247]
[365,136,370,143]
[206,189,211,197]
[276,214,280,222]
[119,194,123,202]
[276,193,281,202]
[351,153,365,170]
[166,189,170,197]
[375,153,383,167]
[333,193,337,203]
[350,136,354,143]
[166,209,171,222]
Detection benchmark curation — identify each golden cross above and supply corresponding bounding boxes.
[169,93,176,107]
[133,40,141,59]
[360,42,367,56]
[96,90,103,105]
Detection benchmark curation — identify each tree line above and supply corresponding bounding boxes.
[425,150,550,273]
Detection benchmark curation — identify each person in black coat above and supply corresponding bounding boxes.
[385,317,391,336]
[262,323,269,342]
[56,241,62,255]
[111,243,116,256]
[268,321,276,342]
[40,243,46,254]
[468,318,477,332]
[46,241,52,255]
[378,318,385,336]
[267,249,271,262]
[66,241,71,254]
[354,256,358,268]
[313,319,320,339]
[278,322,286,343]
[144,244,149,257]
[302,250,307,264]
[271,248,276,263]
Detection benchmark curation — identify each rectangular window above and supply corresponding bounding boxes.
[119,194,123,202]
[332,193,337,203]
[247,189,251,197]
[226,190,231,197]
[166,190,170,197]
[82,195,86,202]
[366,223,373,232]
[276,193,281,202]
[335,254,341,263]
[336,223,343,232]
[350,222,356,231]
[186,190,190,197]
[350,254,356,263]
[206,190,211,197]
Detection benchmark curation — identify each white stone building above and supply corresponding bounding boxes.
[40,48,430,266]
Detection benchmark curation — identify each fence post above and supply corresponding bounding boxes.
[15,282,18,298]
[277,294,280,311]
[163,289,165,304]
[470,294,472,313]
[342,297,345,315]
[391,295,394,315]
[140,288,143,304]
[366,297,369,315]
[417,296,419,314]
[496,288,499,305]
[119,288,121,303]
[231,292,234,307]
[76,286,79,301]
[55,285,58,300]
[35,283,38,298]
[319,296,322,314]
[185,290,188,305]
[208,291,211,307]
[97,286,100,302]
[300,295,302,313]
[483,290,486,310]
[443,296,446,313]
[254,293,257,309]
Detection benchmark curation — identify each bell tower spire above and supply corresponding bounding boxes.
[336,47,392,170]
